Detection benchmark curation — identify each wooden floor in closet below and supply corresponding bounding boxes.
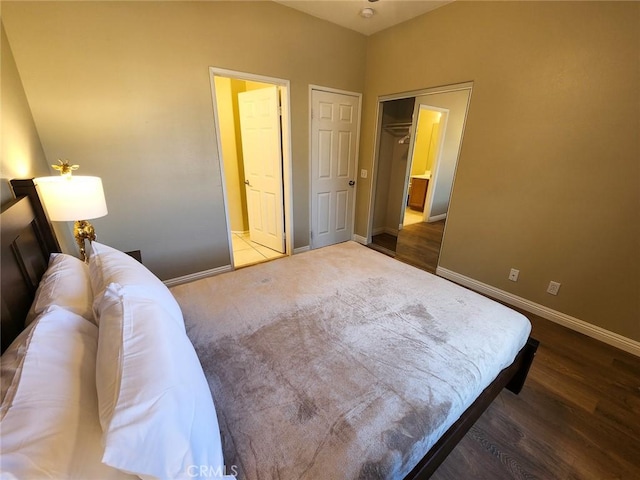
[395,219,445,274]
[369,219,446,273]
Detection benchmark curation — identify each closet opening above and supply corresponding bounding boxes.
[367,82,473,273]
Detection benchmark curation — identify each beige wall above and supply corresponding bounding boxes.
[3,1,366,279]
[1,21,75,250]
[0,21,49,204]
[358,1,639,341]
[4,2,638,342]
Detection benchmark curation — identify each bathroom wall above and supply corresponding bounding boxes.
[214,77,245,233]
[426,122,441,174]
[410,109,440,177]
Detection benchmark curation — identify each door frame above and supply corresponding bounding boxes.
[209,67,293,268]
[308,85,362,249]
[366,81,473,244]
[402,104,450,226]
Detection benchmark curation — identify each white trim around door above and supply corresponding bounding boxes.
[308,85,362,249]
[209,67,294,268]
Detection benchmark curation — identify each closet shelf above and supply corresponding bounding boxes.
[383,122,412,136]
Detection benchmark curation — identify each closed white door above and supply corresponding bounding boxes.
[310,89,360,248]
[238,86,285,253]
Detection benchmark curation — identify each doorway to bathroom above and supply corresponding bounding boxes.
[209,68,293,269]
[368,82,472,273]
[403,104,448,227]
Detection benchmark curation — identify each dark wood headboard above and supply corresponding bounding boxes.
[1,179,60,352]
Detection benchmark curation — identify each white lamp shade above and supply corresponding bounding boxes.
[36,176,108,221]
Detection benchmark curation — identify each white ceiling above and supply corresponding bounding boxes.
[273,0,453,36]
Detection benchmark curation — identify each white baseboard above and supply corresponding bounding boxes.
[428,213,447,222]
[293,245,310,254]
[164,265,232,287]
[353,234,368,245]
[436,266,640,357]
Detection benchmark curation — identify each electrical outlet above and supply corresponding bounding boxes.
[547,281,561,295]
[508,268,519,282]
[360,169,368,178]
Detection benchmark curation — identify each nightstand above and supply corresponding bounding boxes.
[125,250,142,263]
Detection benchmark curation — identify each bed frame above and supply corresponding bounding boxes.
[1,179,60,352]
[0,178,539,478]
[407,335,538,478]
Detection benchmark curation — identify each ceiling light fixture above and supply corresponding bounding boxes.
[360,7,375,18]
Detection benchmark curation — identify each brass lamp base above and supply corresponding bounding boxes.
[74,220,96,262]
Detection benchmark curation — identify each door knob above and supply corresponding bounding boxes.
[349,180,355,186]
[244,179,251,186]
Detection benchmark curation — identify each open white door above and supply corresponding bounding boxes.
[238,86,285,253]
[310,89,360,249]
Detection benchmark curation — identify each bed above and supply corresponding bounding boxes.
[1,179,538,479]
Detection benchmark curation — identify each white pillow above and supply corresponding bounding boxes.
[25,253,94,325]
[0,321,37,414]
[96,283,232,480]
[0,308,136,480]
[88,241,183,327]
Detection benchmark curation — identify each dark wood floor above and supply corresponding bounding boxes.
[369,220,446,274]
[395,220,445,274]
[432,312,640,479]
[370,232,398,256]
[369,221,640,478]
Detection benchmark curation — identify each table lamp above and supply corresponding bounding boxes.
[36,161,108,261]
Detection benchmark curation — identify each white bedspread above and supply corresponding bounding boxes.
[171,241,531,479]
